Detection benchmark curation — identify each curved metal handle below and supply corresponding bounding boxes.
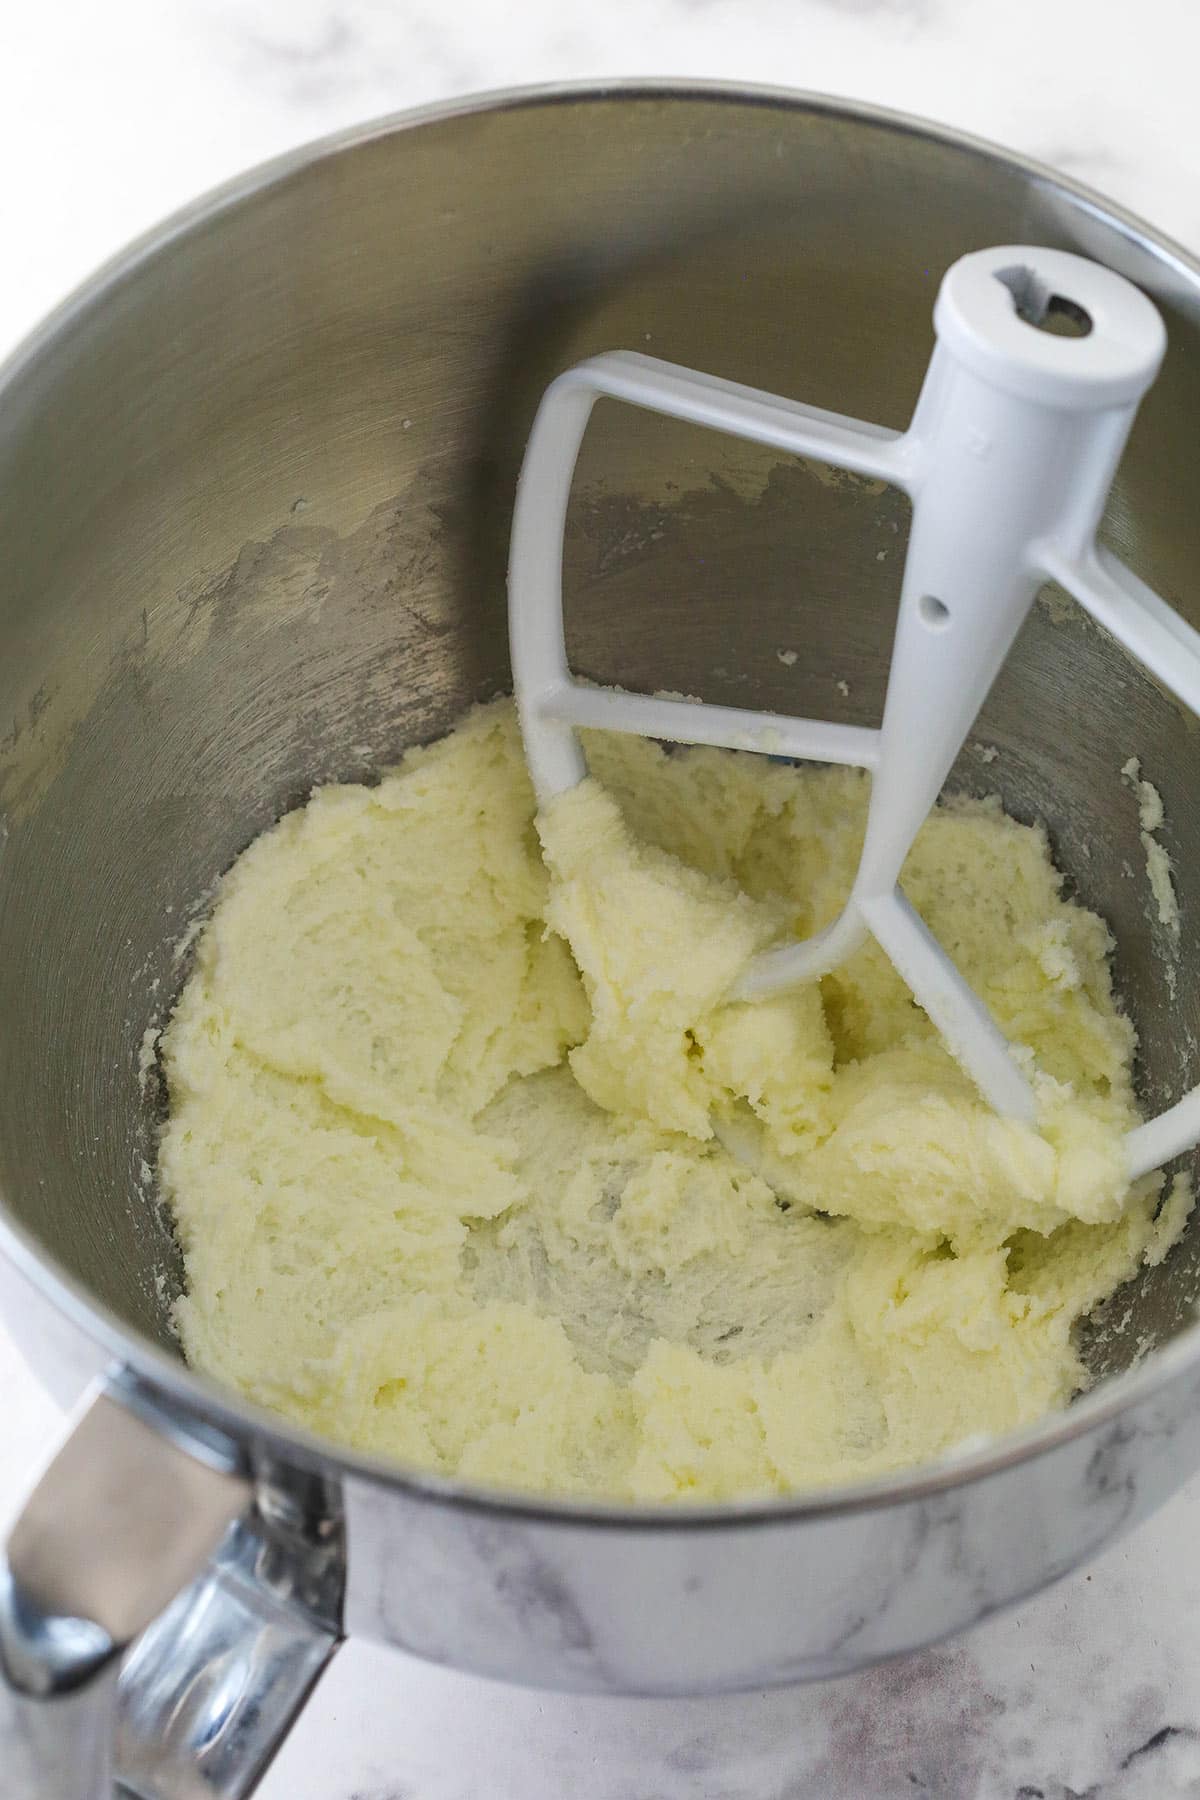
[0,1624,122,1800]
[0,1382,343,1799]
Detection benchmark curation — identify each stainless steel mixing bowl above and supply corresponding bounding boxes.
[3,83,1200,1800]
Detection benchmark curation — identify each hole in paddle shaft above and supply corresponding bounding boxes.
[996,265,1094,338]
[919,593,951,630]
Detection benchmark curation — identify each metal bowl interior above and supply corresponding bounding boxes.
[2,84,1200,1491]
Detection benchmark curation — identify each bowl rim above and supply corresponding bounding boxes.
[2,74,1198,1531]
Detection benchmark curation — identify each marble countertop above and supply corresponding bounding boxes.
[4,2,1200,1796]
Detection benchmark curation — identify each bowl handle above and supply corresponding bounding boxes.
[0,1380,343,1798]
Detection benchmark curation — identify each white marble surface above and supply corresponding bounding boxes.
[4,3,1200,1796]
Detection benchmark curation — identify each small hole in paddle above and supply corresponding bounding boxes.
[919,594,951,631]
[996,265,1094,338]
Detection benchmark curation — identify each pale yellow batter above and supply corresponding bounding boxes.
[161,702,1188,1500]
